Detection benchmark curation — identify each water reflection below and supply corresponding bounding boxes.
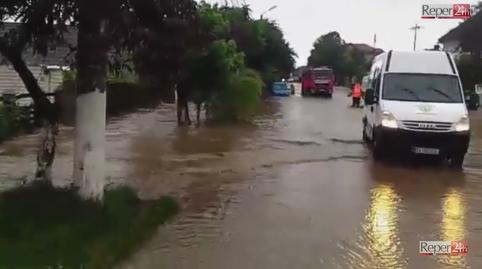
[368,185,398,250]
[438,188,467,268]
[442,188,465,241]
[341,181,405,269]
[361,183,405,269]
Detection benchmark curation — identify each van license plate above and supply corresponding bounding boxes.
[412,147,440,155]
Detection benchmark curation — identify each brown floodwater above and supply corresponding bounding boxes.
[1,86,482,268]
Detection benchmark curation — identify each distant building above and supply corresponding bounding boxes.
[0,22,76,96]
[439,11,482,58]
[345,43,384,63]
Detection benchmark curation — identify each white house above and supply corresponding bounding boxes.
[0,22,76,98]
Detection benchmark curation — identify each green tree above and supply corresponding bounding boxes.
[440,2,482,55]
[457,54,482,92]
[177,3,284,125]
[132,0,200,103]
[200,4,295,90]
[179,38,247,124]
[174,2,230,126]
[0,0,66,181]
[198,2,230,38]
[345,46,371,81]
[255,20,296,87]
[308,31,372,84]
[308,31,349,81]
[0,0,200,200]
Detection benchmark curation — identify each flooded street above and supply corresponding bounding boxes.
[2,87,482,268]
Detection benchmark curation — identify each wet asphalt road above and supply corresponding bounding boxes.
[1,86,482,268]
[117,87,482,269]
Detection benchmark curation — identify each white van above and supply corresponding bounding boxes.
[362,50,470,167]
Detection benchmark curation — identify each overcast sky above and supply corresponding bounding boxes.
[205,0,479,66]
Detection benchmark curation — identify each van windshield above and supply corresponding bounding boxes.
[382,73,463,103]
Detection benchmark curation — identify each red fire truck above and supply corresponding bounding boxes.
[301,67,335,98]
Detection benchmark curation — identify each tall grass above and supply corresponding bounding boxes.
[0,182,180,269]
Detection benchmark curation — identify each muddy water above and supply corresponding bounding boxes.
[118,89,482,269]
[1,86,482,268]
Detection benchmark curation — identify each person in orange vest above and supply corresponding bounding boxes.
[351,82,362,108]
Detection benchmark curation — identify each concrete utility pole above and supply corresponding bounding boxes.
[410,24,423,51]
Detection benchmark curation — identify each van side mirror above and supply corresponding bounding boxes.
[467,92,480,110]
[365,89,377,105]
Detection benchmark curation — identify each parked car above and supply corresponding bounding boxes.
[272,81,291,96]
[301,67,335,97]
[363,50,470,168]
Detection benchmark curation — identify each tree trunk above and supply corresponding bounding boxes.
[73,15,109,201]
[1,47,58,182]
[7,53,54,118]
[35,120,58,181]
[177,98,184,126]
[73,90,106,200]
[184,101,191,125]
[195,102,201,127]
[176,88,191,126]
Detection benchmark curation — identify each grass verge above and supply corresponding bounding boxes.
[0,182,180,269]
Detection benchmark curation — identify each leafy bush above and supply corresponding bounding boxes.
[0,104,25,143]
[56,71,158,119]
[60,70,138,92]
[0,182,180,269]
[60,70,77,92]
[208,69,263,122]
[0,106,9,141]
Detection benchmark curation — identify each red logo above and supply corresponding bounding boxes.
[451,240,468,256]
[453,4,471,19]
